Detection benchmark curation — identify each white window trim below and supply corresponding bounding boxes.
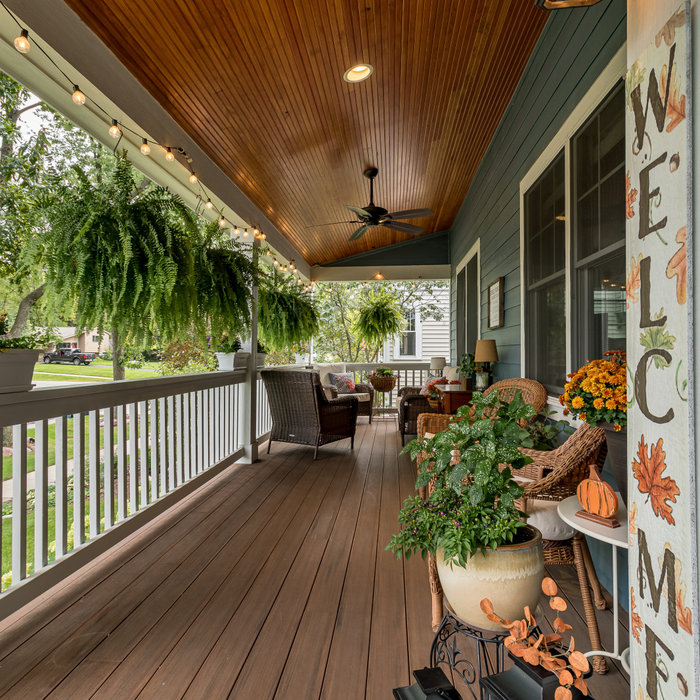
[394,306,422,360]
[519,45,626,409]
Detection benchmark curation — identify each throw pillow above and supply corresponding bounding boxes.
[328,372,356,394]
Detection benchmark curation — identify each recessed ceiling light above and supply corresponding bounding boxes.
[344,64,374,83]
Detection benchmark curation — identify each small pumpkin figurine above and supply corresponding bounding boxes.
[577,464,618,519]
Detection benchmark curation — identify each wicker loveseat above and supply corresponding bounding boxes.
[260,369,359,459]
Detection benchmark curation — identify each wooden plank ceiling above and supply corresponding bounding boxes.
[64,0,547,265]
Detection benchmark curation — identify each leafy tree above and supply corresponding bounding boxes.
[313,280,448,362]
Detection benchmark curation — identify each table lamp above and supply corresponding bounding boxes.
[430,356,447,377]
[474,339,498,390]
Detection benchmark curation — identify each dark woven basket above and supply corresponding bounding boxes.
[369,374,396,392]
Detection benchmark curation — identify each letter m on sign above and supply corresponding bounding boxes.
[638,528,678,632]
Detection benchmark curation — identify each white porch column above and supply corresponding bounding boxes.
[239,237,260,463]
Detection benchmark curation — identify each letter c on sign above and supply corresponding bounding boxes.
[635,349,674,424]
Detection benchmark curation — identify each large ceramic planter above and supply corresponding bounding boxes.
[215,351,249,371]
[0,348,41,393]
[600,423,627,506]
[436,525,544,631]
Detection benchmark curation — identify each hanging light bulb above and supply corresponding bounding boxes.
[273,259,279,267]
[140,138,151,155]
[189,172,198,184]
[71,85,86,105]
[218,215,227,227]
[253,227,260,237]
[280,265,287,272]
[205,198,213,210]
[297,278,303,285]
[233,227,240,235]
[243,228,249,238]
[108,119,121,138]
[165,147,175,162]
[266,249,272,256]
[261,232,267,240]
[14,29,30,54]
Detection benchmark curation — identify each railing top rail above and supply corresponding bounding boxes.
[343,361,431,371]
[0,369,246,426]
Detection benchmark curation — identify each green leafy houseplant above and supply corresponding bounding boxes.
[458,352,475,379]
[372,366,394,377]
[257,275,319,352]
[213,333,242,353]
[353,292,404,351]
[389,390,536,566]
[524,411,573,451]
[0,312,49,350]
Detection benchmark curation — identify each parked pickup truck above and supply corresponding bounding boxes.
[42,348,95,366]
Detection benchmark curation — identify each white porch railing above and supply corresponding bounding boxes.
[0,369,253,608]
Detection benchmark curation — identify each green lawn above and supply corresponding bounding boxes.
[34,360,160,380]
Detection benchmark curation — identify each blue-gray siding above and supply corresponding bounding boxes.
[449,0,626,380]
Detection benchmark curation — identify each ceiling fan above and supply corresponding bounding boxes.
[312,167,433,242]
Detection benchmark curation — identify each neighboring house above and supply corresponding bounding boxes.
[47,327,111,354]
[385,286,450,364]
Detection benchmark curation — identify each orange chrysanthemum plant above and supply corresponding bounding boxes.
[559,350,627,431]
[481,577,590,700]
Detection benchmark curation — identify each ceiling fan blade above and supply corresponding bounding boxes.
[346,205,371,218]
[305,220,358,228]
[348,224,370,241]
[381,221,424,235]
[384,208,434,220]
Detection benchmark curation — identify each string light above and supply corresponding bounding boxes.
[218,215,227,227]
[273,259,279,267]
[297,278,303,285]
[205,198,213,210]
[253,227,260,237]
[71,85,86,105]
[233,227,240,235]
[189,172,198,184]
[140,138,151,155]
[243,228,249,238]
[108,119,121,138]
[261,232,266,240]
[266,249,272,256]
[13,28,30,54]
[165,147,175,161]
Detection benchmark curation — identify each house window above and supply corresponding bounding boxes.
[92,335,101,343]
[523,81,625,395]
[524,152,566,395]
[572,85,626,368]
[397,308,418,358]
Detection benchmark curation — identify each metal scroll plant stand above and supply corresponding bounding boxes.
[430,610,507,700]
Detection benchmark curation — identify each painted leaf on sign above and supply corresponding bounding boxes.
[632,436,680,525]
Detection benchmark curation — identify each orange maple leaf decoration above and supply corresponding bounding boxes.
[632,436,680,525]
[661,63,686,132]
[677,588,693,635]
[627,254,642,309]
[630,588,643,643]
[666,227,687,304]
[626,171,638,219]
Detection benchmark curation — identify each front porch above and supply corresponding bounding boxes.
[0,419,629,699]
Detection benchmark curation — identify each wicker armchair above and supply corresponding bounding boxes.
[260,369,358,459]
[398,386,437,445]
[314,363,374,422]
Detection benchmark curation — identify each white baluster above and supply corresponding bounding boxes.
[158,397,167,496]
[55,416,68,556]
[73,412,85,545]
[149,399,157,502]
[128,403,138,513]
[167,395,175,488]
[117,404,127,520]
[183,393,191,482]
[12,424,27,582]
[34,419,49,571]
[139,401,148,506]
[88,410,100,539]
[103,407,114,529]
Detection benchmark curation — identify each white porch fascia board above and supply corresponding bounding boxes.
[1,0,310,280]
[310,264,451,282]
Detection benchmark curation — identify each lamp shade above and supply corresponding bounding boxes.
[430,356,447,371]
[474,339,498,363]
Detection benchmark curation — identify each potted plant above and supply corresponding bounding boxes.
[559,350,627,503]
[256,340,268,367]
[423,376,452,409]
[458,352,475,390]
[213,333,247,371]
[257,274,319,353]
[480,577,592,700]
[0,312,47,393]
[389,390,544,630]
[369,366,396,392]
[353,291,404,360]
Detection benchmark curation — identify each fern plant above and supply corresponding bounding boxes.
[353,291,404,352]
[257,273,319,352]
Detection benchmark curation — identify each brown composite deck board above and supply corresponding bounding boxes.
[0,421,629,699]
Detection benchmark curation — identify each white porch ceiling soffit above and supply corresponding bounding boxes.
[0,0,310,279]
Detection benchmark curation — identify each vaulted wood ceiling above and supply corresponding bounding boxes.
[64,0,547,265]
